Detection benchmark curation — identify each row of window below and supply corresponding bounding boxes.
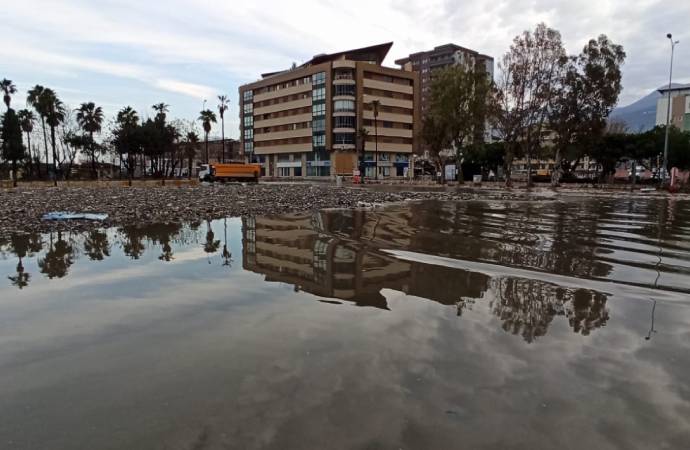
[255,76,312,95]
[312,87,325,101]
[362,119,412,129]
[363,88,413,101]
[334,116,355,128]
[364,73,413,86]
[312,72,326,85]
[255,92,310,108]
[243,90,253,102]
[363,103,411,115]
[254,136,312,148]
[258,106,311,121]
[333,133,355,145]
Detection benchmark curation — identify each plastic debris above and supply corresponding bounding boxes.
[42,212,109,221]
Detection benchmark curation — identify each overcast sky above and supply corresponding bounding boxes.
[2,0,689,138]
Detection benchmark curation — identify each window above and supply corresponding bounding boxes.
[334,100,355,112]
[307,149,329,161]
[279,167,291,177]
[312,103,325,117]
[313,134,325,148]
[383,121,393,128]
[364,152,374,161]
[312,72,326,85]
[379,166,390,177]
[312,118,325,132]
[334,116,355,128]
[334,84,355,96]
[334,133,355,145]
[243,116,253,127]
[307,166,330,176]
[379,153,390,161]
[395,153,409,162]
[294,166,302,177]
[278,154,291,162]
[244,129,253,140]
[244,141,253,152]
[243,103,253,114]
[312,87,325,101]
[243,90,253,102]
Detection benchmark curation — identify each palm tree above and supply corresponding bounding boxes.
[152,103,169,123]
[44,90,65,184]
[217,95,229,163]
[115,106,140,184]
[17,109,37,177]
[184,131,200,179]
[198,109,217,164]
[27,85,50,177]
[1,78,17,109]
[76,102,104,179]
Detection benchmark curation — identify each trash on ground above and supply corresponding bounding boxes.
[42,212,109,221]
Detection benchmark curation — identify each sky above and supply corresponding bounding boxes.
[2,0,689,139]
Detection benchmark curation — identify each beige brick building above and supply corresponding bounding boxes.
[239,43,420,178]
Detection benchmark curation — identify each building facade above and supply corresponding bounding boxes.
[656,83,690,132]
[395,43,494,116]
[239,43,420,179]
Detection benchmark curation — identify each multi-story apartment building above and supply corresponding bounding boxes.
[656,83,690,131]
[395,43,494,116]
[239,43,420,179]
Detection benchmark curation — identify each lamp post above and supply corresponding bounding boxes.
[662,34,679,184]
[372,100,380,180]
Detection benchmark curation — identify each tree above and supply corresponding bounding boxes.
[549,35,626,186]
[27,85,51,178]
[198,109,217,164]
[7,233,42,289]
[184,131,200,179]
[17,109,37,178]
[2,109,26,186]
[42,89,65,184]
[425,65,491,183]
[152,103,169,123]
[218,95,229,163]
[492,23,566,186]
[421,114,451,182]
[1,79,16,110]
[113,106,140,184]
[76,102,105,179]
[84,229,111,260]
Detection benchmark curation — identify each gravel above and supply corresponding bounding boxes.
[0,183,533,235]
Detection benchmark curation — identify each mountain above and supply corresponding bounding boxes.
[610,83,690,133]
[609,89,661,133]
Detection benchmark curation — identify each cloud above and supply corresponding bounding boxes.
[154,79,216,101]
[2,0,689,120]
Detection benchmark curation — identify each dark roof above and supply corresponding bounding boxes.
[658,83,690,94]
[260,42,394,80]
[305,42,393,66]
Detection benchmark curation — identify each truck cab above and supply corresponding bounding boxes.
[198,164,212,182]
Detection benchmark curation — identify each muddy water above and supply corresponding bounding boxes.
[1,197,689,449]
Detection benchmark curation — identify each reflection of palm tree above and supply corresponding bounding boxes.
[203,220,220,263]
[121,225,146,259]
[38,231,74,279]
[7,233,43,289]
[84,230,111,261]
[8,260,30,289]
[222,218,232,267]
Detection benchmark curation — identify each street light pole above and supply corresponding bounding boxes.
[372,100,380,180]
[662,34,679,184]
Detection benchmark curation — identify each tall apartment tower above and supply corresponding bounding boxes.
[239,43,420,179]
[395,44,494,116]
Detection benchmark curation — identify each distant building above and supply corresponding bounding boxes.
[395,43,494,116]
[656,83,690,132]
[239,42,420,179]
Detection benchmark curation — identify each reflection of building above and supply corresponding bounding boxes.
[239,43,420,179]
[241,209,609,343]
[656,83,690,131]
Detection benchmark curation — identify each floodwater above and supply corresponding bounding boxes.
[1,198,689,450]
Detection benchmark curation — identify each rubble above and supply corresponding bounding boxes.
[0,183,535,235]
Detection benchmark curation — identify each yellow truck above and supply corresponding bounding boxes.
[199,162,261,183]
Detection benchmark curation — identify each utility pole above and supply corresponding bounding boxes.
[662,34,679,184]
[372,100,380,180]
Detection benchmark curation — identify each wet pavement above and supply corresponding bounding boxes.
[1,197,689,449]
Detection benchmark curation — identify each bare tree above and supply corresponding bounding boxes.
[492,23,566,187]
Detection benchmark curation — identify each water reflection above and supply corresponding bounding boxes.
[1,197,688,344]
